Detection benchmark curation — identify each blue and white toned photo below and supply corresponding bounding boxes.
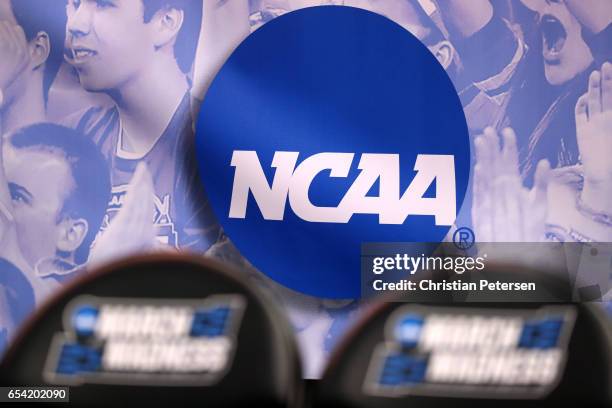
[0,0,610,380]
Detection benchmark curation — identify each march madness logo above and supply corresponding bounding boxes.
[43,295,245,386]
[364,305,577,399]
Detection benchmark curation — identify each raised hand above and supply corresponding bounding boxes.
[88,162,156,269]
[0,22,30,96]
[575,62,612,214]
[519,0,546,13]
[472,127,550,242]
[435,0,493,39]
[565,0,612,34]
[576,63,612,183]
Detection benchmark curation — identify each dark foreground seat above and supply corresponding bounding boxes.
[0,254,303,407]
[314,265,612,407]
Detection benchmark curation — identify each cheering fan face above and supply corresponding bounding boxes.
[521,0,594,85]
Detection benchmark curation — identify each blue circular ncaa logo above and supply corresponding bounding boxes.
[196,6,470,298]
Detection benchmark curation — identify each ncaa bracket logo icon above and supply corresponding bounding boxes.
[196,6,470,299]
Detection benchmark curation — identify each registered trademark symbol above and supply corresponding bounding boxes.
[453,227,475,250]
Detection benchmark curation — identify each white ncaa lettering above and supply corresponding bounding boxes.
[229,151,456,225]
